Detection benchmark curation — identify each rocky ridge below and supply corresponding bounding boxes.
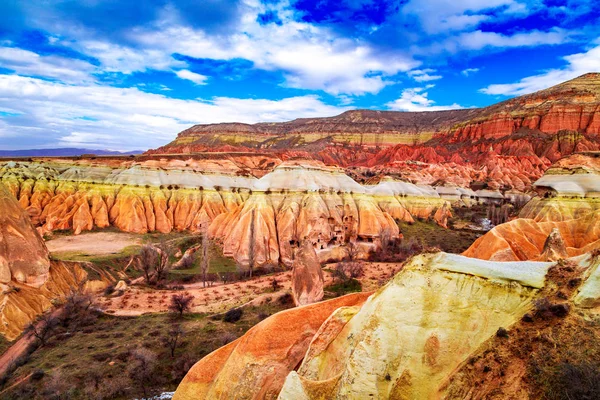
[0,181,110,340]
[151,74,600,191]
[0,159,452,268]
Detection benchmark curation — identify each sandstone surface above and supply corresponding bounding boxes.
[291,241,324,306]
[173,292,371,400]
[465,153,600,261]
[0,182,50,287]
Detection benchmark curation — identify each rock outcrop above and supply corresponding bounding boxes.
[0,181,110,340]
[173,292,371,400]
[465,153,600,261]
[0,182,50,287]
[174,252,600,399]
[291,241,324,306]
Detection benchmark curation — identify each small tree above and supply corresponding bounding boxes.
[154,242,171,283]
[139,244,158,283]
[128,348,157,397]
[163,325,185,357]
[169,293,194,317]
[25,313,59,347]
[60,291,95,329]
[378,227,393,258]
[138,243,171,284]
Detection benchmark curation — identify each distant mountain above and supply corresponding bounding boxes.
[0,148,143,157]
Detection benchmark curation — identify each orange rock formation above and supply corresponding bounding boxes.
[173,292,370,400]
[291,241,324,306]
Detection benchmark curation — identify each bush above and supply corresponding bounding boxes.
[278,292,294,306]
[220,332,237,345]
[543,362,600,400]
[168,293,194,317]
[103,285,115,296]
[223,308,243,323]
[31,369,45,381]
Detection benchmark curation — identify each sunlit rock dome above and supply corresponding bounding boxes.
[252,161,366,193]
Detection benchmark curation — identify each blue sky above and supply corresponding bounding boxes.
[0,0,599,150]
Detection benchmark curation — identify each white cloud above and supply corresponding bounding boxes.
[0,75,348,150]
[174,69,208,85]
[481,42,600,96]
[461,67,480,76]
[386,86,463,111]
[0,46,95,83]
[454,28,568,50]
[402,0,528,34]
[408,69,443,82]
[79,1,417,95]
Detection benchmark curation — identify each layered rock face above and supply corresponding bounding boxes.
[0,182,50,287]
[175,252,600,399]
[151,74,600,191]
[0,182,108,340]
[173,292,371,400]
[0,159,450,268]
[465,153,600,261]
[208,161,450,267]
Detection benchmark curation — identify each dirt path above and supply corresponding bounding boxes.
[102,262,400,316]
[0,332,34,379]
[46,232,142,255]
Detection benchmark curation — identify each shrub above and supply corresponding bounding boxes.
[543,362,600,400]
[103,285,115,296]
[223,308,243,323]
[168,293,194,317]
[220,332,237,345]
[278,292,294,306]
[31,369,45,381]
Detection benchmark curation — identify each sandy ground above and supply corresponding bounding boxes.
[45,232,142,255]
[101,262,401,316]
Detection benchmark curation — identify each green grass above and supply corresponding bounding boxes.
[50,245,142,263]
[0,335,10,358]
[398,219,482,254]
[169,244,237,276]
[324,278,362,298]
[1,300,293,400]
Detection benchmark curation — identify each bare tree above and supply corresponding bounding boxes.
[25,313,59,347]
[128,348,157,397]
[378,227,393,258]
[248,209,256,277]
[154,242,171,283]
[138,242,171,284]
[60,292,95,329]
[346,241,360,262]
[200,231,211,288]
[163,325,185,357]
[169,293,194,317]
[139,244,158,283]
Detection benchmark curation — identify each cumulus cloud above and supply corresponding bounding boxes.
[408,69,443,82]
[174,69,208,85]
[402,0,529,34]
[0,74,348,150]
[0,46,95,83]
[386,86,463,112]
[481,42,600,96]
[125,3,417,95]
